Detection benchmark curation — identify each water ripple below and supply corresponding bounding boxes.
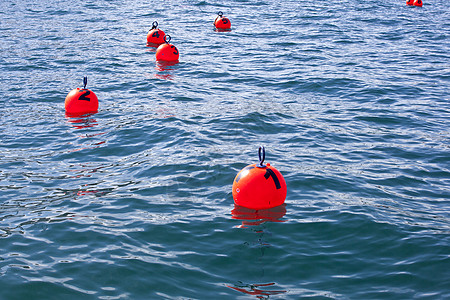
[1,0,449,298]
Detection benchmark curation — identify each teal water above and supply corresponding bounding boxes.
[1,0,449,299]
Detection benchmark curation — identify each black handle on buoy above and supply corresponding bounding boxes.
[83,76,87,89]
[258,146,266,168]
[151,21,158,30]
[163,34,171,44]
[218,11,223,17]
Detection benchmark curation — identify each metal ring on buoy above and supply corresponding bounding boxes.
[258,146,266,168]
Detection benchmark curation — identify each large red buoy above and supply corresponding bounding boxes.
[65,77,98,116]
[155,35,179,62]
[232,147,287,210]
[214,11,231,30]
[147,21,165,46]
[406,0,414,5]
[413,0,423,6]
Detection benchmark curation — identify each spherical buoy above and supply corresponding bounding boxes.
[232,147,287,210]
[214,11,231,30]
[406,0,414,5]
[147,21,165,46]
[413,0,422,6]
[155,35,179,62]
[65,77,98,116]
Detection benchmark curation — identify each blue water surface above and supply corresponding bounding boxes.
[1,0,449,299]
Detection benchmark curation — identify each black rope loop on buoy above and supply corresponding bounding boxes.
[163,34,171,44]
[258,146,266,167]
[151,21,158,30]
[83,76,87,89]
[218,11,223,17]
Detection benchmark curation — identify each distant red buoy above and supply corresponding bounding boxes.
[413,0,422,6]
[147,21,165,46]
[232,147,287,210]
[155,35,179,62]
[65,77,98,116]
[406,0,414,5]
[214,11,231,30]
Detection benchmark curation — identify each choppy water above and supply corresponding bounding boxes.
[1,0,449,299]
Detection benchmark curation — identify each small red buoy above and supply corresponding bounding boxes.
[65,76,98,116]
[147,21,165,46]
[406,0,414,5]
[413,0,422,6]
[155,35,179,62]
[232,147,287,210]
[214,11,231,30]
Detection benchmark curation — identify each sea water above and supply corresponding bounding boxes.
[0,0,449,299]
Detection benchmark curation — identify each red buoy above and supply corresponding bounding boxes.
[232,147,287,210]
[65,77,98,116]
[155,35,179,62]
[413,0,422,6]
[406,0,414,5]
[147,21,165,46]
[214,11,231,30]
